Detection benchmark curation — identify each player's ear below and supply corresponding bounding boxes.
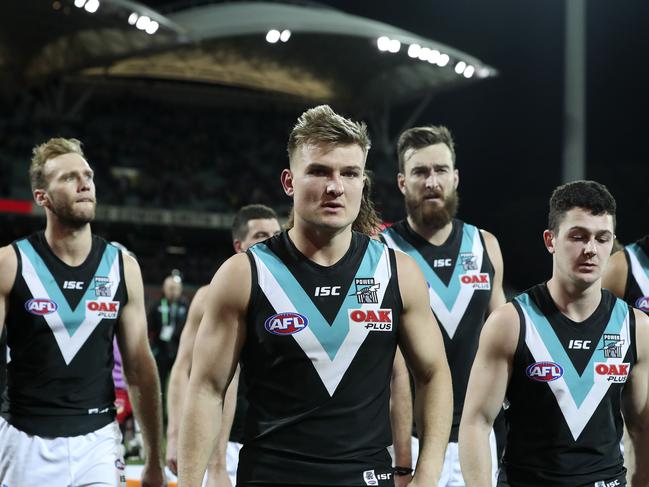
[543,229,556,254]
[281,169,295,197]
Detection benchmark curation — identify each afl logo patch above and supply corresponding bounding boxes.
[526,361,564,382]
[25,298,58,315]
[264,312,308,335]
[635,296,649,312]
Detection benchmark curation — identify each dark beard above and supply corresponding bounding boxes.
[49,198,95,228]
[405,189,459,231]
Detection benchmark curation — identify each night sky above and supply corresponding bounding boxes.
[300,0,649,291]
[140,0,649,289]
[6,1,646,291]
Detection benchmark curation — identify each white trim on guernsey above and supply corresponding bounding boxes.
[252,246,391,397]
[382,228,484,339]
[521,305,631,441]
[19,248,121,365]
[627,248,649,296]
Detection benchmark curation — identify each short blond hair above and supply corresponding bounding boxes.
[287,105,370,164]
[30,137,85,190]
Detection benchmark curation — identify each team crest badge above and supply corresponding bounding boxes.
[600,334,624,358]
[93,276,111,297]
[352,278,380,304]
[460,252,478,271]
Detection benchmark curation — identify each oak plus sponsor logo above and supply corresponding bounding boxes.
[349,308,393,332]
[594,362,630,383]
[25,298,58,315]
[459,273,491,290]
[635,296,649,312]
[264,312,308,335]
[86,300,120,319]
[526,361,564,382]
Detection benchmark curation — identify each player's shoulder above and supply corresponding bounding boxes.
[0,244,18,294]
[481,302,520,354]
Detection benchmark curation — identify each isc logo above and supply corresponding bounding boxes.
[635,297,649,312]
[526,361,564,382]
[264,312,308,335]
[63,280,84,290]
[568,339,591,349]
[25,298,58,315]
[314,286,341,296]
[433,258,452,268]
[459,273,491,290]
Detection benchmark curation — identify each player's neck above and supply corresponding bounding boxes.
[44,220,93,267]
[546,276,602,323]
[407,216,453,246]
[288,224,353,267]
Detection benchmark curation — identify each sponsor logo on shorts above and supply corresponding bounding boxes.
[459,273,491,290]
[526,361,564,382]
[25,298,58,315]
[86,300,120,319]
[595,479,622,487]
[115,459,126,470]
[88,407,110,415]
[363,470,378,486]
[264,312,308,335]
[594,362,630,383]
[635,296,649,312]
[600,334,624,358]
[349,309,393,332]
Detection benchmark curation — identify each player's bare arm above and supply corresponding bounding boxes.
[116,252,166,487]
[178,253,249,487]
[391,347,414,487]
[622,309,649,487]
[481,230,506,312]
[0,245,17,335]
[459,303,518,486]
[165,285,207,473]
[396,251,453,486]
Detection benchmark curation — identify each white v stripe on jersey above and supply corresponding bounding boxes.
[628,248,649,296]
[19,248,121,365]
[522,305,631,440]
[252,247,391,396]
[383,228,484,339]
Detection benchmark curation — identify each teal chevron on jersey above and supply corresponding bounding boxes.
[383,224,478,310]
[516,293,629,407]
[16,239,119,336]
[250,239,385,360]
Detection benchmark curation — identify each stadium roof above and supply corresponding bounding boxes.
[1,0,496,109]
